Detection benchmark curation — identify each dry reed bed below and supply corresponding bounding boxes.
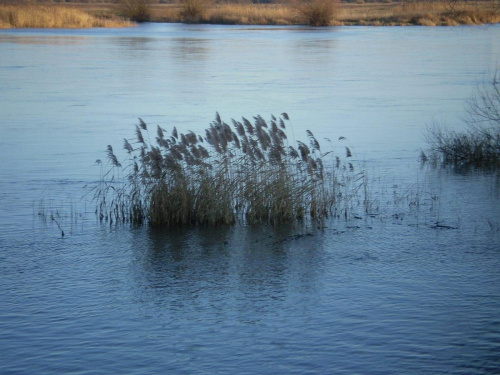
[203,4,298,25]
[338,1,500,26]
[2,1,499,27]
[92,114,367,227]
[147,3,298,24]
[0,5,133,28]
[149,1,500,26]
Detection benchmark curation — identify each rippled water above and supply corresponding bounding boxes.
[1,24,500,374]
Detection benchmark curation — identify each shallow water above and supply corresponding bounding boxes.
[1,23,500,374]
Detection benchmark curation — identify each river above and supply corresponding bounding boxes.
[0,23,499,374]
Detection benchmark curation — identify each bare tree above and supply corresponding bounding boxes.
[465,70,500,135]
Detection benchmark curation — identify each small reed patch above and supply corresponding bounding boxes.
[422,71,500,169]
[90,113,368,228]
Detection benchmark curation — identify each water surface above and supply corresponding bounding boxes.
[1,23,499,374]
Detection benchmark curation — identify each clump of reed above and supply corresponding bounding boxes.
[422,72,500,169]
[422,126,500,168]
[0,5,133,28]
[91,113,366,227]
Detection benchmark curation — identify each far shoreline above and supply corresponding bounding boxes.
[1,1,500,29]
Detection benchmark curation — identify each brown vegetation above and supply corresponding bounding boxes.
[2,1,499,28]
[145,0,500,26]
[297,0,340,26]
[178,0,214,23]
[337,1,500,26]
[143,2,298,25]
[118,0,151,22]
[0,4,133,28]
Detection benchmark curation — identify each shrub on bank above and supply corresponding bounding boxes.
[179,0,213,23]
[296,0,339,26]
[118,0,151,22]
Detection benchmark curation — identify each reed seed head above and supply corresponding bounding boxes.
[94,112,362,228]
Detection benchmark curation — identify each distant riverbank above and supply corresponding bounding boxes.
[0,5,133,28]
[1,1,500,28]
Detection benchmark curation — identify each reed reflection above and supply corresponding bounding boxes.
[129,225,324,316]
[0,35,88,46]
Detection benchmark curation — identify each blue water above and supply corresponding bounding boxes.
[1,23,500,374]
[2,222,499,374]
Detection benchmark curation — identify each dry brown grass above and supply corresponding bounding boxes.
[150,0,500,26]
[0,4,133,28]
[2,1,499,27]
[337,1,500,26]
[148,3,297,24]
[206,3,297,25]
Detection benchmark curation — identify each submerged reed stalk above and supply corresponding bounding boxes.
[91,113,366,227]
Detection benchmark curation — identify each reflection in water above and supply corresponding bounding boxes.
[114,35,210,60]
[295,37,337,52]
[115,36,156,51]
[168,38,210,80]
[0,35,88,45]
[130,225,324,317]
[170,37,210,61]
